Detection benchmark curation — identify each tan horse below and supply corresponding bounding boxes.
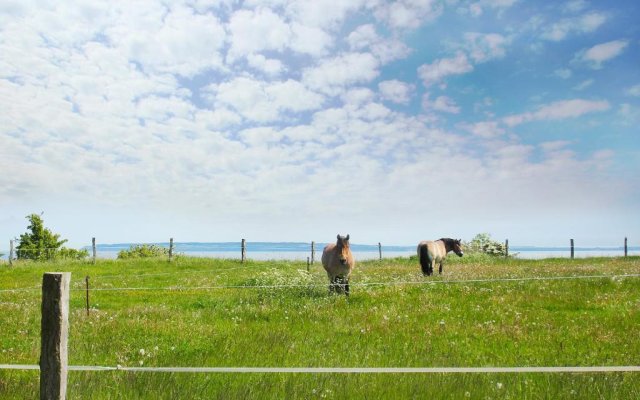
[417,238,463,276]
[322,234,355,295]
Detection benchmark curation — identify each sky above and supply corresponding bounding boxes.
[1,0,639,249]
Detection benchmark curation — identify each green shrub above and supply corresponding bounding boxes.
[467,233,509,257]
[55,247,89,260]
[117,244,169,259]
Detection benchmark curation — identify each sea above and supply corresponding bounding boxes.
[2,242,638,261]
[87,242,640,260]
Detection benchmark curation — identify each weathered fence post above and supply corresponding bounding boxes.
[624,237,628,257]
[378,242,382,261]
[505,239,509,258]
[311,241,315,264]
[40,272,70,400]
[169,238,174,261]
[9,240,14,266]
[241,239,246,263]
[91,237,96,264]
[85,276,90,316]
[307,257,310,272]
[570,239,574,259]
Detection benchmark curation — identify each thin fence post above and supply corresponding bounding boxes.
[9,240,14,266]
[40,272,70,400]
[241,239,246,263]
[307,257,310,272]
[624,237,628,257]
[311,241,315,264]
[91,238,96,264]
[85,276,90,316]
[378,242,382,261]
[505,239,509,258]
[169,238,174,261]
[570,239,574,259]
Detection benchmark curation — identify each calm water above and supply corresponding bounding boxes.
[2,242,638,261]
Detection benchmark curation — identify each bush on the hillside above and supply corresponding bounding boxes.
[467,233,509,257]
[56,247,90,260]
[118,244,169,259]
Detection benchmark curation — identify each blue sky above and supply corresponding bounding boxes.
[1,0,639,248]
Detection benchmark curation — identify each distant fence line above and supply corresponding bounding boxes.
[3,237,639,265]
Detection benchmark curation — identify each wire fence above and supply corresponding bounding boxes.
[2,273,639,294]
[2,239,639,263]
[1,364,639,374]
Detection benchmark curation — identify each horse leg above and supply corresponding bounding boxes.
[344,279,350,297]
[336,276,345,294]
[439,262,443,275]
[329,276,336,294]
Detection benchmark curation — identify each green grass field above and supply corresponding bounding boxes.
[1,255,639,399]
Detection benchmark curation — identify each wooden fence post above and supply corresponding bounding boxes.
[91,238,96,264]
[307,257,310,272]
[85,276,90,316]
[169,238,174,261]
[378,242,382,261]
[311,241,315,264]
[241,239,246,263]
[9,240,14,266]
[40,272,70,400]
[624,237,628,257]
[505,239,509,258]
[570,239,574,259]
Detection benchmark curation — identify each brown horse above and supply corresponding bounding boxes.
[417,238,463,276]
[321,234,355,295]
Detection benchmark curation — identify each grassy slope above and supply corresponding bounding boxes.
[1,255,639,399]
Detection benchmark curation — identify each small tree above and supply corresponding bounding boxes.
[16,214,88,261]
[17,214,67,260]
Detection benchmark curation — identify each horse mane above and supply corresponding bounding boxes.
[439,238,457,251]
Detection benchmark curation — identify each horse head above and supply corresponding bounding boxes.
[452,239,464,257]
[336,234,351,265]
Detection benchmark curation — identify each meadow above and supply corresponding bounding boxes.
[1,254,639,399]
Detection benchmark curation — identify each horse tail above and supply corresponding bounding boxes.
[419,244,431,275]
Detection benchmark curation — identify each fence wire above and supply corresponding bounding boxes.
[1,273,639,294]
[1,364,639,373]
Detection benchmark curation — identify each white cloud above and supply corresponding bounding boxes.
[417,52,473,87]
[289,23,333,57]
[246,53,285,76]
[563,0,587,13]
[348,24,411,64]
[226,8,291,62]
[303,52,380,95]
[464,0,518,17]
[572,79,594,91]
[206,77,325,122]
[461,121,505,138]
[503,99,610,126]
[374,0,443,30]
[423,94,461,114]
[107,5,227,77]
[626,84,640,97]
[378,80,413,104]
[541,12,607,41]
[554,68,572,79]
[579,40,628,69]
[464,32,508,63]
[285,0,366,30]
[341,88,376,106]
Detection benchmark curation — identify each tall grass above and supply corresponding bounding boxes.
[1,255,639,399]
